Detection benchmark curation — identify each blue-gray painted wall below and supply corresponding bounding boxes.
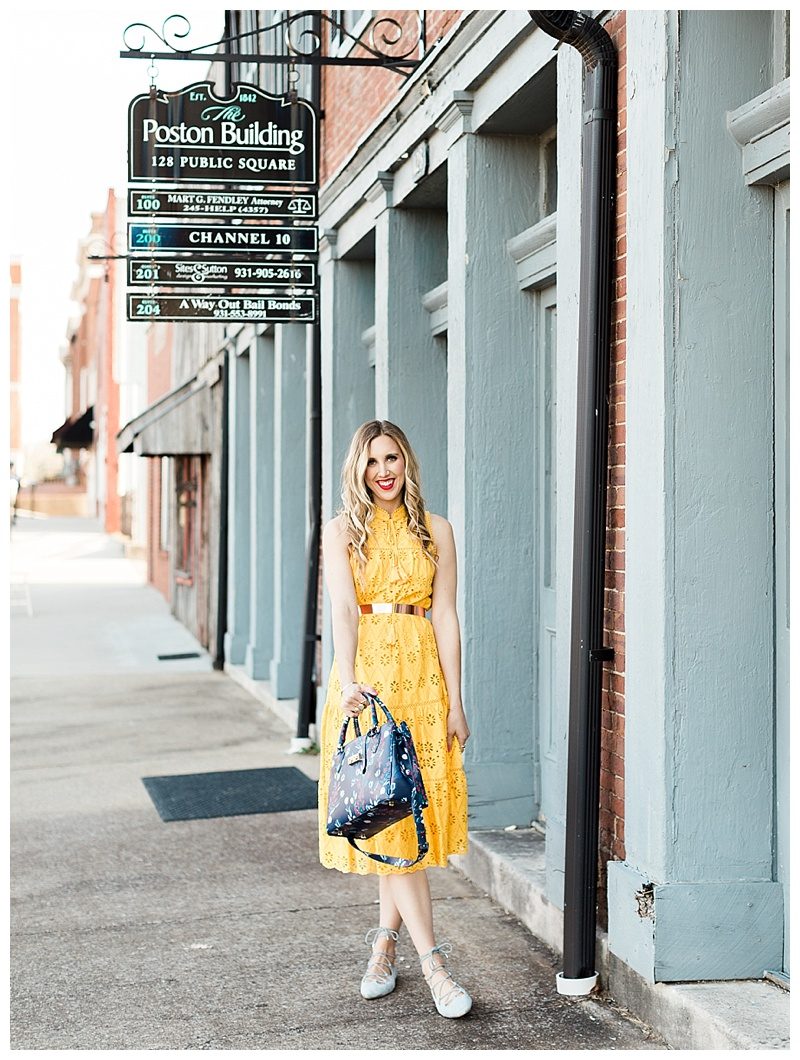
[447,131,539,829]
[319,250,376,690]
[374,202,448,515]
[246,334,275,679]
[271,324,308,698]
[224,350,251,665]
[609,8,781,982]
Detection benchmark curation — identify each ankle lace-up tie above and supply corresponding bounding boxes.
[419,941,472,1017]
[360,927,400,999]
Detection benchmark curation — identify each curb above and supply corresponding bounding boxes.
[450,830,789,1050]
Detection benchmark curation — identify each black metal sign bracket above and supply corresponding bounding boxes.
[121,11,428,78]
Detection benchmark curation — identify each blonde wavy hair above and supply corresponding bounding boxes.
[337,420,439,588]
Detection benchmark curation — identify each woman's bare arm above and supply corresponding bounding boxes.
[429,515,470,750]
[322,515,376,715]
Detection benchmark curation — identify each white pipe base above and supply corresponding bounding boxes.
[556,970,599,996]
[288,737,315,753]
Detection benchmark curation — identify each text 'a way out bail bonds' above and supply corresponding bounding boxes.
[126,80,320,325]
[129,293,316,323]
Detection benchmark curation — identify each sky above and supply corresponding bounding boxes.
[8,5,227,450]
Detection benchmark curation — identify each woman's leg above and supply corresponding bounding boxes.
[385,870,471,1014]
[378,875,403,934]
[361,877,403,995]
[370,875,402,961]
[383,870,436,956]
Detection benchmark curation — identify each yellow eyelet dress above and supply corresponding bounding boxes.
[317,503,469,874]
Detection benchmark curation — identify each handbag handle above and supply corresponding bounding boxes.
[347,780,430,869]
[336,691,396,751]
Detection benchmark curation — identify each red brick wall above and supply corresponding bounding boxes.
[598,10,627,928]
[72,273,100,419]
[147,322,173,405]
[321,10,461,185]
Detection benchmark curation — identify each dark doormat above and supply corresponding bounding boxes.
[141,766,319,822]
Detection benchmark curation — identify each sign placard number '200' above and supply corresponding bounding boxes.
[132,227,294,247]
[127,223,319,254]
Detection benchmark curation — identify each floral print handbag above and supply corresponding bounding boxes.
[326,692,430,868]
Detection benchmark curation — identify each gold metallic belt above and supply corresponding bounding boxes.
[359,602,427,617]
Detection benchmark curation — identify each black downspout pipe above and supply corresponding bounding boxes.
[529,10,617,993]
[213,14,236,671]
[295,11,323,746]
[213,345,230,670]
[295,324,321,745]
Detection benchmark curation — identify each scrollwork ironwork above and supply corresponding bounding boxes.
[121,9,427,76]
[368,13,424,61]
[123,14,198,55]
[284,14,322,59]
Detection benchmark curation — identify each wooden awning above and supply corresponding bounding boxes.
[51,406,94,452]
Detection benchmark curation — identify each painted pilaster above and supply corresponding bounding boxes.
[224,348,250,664]
[246,332,275,679]
[608,9,781,982]
[271,323,307,699]
[545,39,585,911]
[318,233,375,708]
[372,174,449,513]
[443,94,538,827]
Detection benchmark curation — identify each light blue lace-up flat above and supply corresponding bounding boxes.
[419,942,473,1018]
[360,926,400,999]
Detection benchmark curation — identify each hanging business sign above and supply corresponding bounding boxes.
[128,293,317,323]
[128,222,318,254]
[128,82,318,185]
[128,257,316,289]
[128,188,317,220]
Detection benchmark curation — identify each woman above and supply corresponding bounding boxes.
[317,420,472,1019]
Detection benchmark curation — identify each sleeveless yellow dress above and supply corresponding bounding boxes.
[317,502,469,875]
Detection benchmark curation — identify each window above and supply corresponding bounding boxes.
[329,9,371,57]
[174,456,197,584]
[237,10,259,87]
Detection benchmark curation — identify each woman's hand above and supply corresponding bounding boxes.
[339,681,378,718]
[446,704,470,752]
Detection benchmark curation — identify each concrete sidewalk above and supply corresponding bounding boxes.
[10,515,666,1050]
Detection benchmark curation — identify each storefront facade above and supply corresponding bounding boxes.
[311,7,790,986]
[118,8,790,995]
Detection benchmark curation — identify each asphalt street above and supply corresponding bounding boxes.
[10,515,667,1050]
